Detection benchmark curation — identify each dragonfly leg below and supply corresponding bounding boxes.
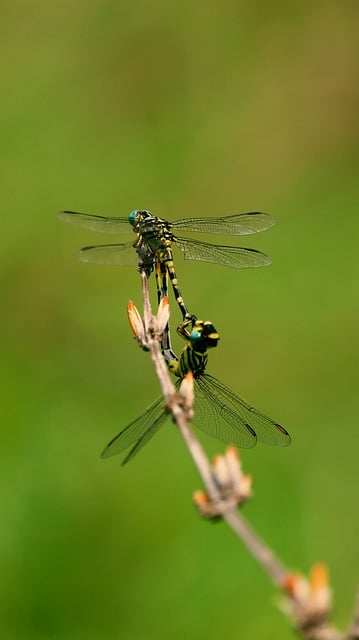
[177,316,197,340]
[155,261,178,363]
[134,236,155,276]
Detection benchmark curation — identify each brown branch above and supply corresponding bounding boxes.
[223,508,288,585]
[135,270,355,640]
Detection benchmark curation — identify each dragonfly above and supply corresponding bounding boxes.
[58,209,276,321]
[101,315,291,465]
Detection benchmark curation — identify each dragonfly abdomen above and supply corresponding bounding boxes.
[152,243,191,320]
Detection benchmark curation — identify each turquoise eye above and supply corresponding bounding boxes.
[189,330,202,342]
[129,210,139,226]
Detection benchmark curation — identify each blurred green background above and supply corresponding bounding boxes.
[1,1,358,638]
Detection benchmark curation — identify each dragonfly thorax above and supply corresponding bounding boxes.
[172,345,208,379]
[129,211,176,253]
[169,319,219,379]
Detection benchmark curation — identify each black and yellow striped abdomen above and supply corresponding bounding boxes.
[139,218,192,320]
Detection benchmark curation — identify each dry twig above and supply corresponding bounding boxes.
[132,270,355,640]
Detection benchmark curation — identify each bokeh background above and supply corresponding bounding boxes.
[1,2,358,638]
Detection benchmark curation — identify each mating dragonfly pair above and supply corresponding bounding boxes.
[59,208,290,463]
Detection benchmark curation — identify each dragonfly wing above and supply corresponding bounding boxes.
[171,212,275,235]
[193,377,257,448]
[175,237,272,268]
[79,242,144,266]
[121,410,170,465]
[101,395,168,460]
[200,374,291,447]
[58,211,130,234]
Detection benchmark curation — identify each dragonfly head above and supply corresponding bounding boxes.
[189,320,220,351]
[129,210,152,227]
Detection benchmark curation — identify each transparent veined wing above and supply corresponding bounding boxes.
[175,237,272,268]
[121,411,170,465]
[197,374,290,447]
[79,242,142,266]
[58,211,130,234]
[101,394,169,463]
[193,377,257,448]
[171,212,275,235]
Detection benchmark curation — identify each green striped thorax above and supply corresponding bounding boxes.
[129,209,177,277]
[129,209,175,251]
[168,319,220,379]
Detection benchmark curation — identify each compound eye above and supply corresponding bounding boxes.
[189,330,202,343]
[129,210,139,226]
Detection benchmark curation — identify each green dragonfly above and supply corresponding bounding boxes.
[59,209,275,320]
[101,316,291,465]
